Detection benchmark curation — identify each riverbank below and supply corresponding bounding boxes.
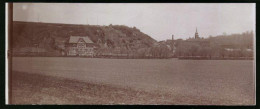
[178,56,253,60]
[10,55,253,60]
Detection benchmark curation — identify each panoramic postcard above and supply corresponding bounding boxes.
[8,3,255,105]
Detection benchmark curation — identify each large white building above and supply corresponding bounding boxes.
[66,36,95,57]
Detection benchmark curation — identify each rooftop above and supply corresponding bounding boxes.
[69,36,93,43]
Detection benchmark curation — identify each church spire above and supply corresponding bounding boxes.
[195,27,199,39]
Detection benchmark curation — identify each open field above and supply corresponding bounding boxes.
[12,71,178,104]
[11,57,255,105]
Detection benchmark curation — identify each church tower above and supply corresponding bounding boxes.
[195,27,199,39]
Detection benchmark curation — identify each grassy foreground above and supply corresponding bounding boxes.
[11,71,246,105]
[11,71,178,104]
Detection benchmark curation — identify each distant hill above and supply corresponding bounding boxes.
[12,21,156,54]
[206,31,254,49]
[182,31,254,49]
[175,31,254,58]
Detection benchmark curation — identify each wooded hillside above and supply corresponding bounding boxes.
[12,21,156,55]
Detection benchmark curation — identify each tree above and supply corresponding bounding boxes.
[189,44,199,56]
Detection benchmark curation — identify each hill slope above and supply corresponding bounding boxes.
[12,21,156,54]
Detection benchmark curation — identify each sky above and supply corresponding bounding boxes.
[13,3,255,41]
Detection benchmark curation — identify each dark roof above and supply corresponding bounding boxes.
[69,36,93,43]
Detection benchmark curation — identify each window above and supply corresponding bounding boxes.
[78,43,85,46]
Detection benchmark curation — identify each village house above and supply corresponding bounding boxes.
[66,36,96,57]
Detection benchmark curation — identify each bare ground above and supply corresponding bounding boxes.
[11,71,175,104]
[10,71,237,105]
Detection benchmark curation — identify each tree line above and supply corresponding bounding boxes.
[175,31,254,58]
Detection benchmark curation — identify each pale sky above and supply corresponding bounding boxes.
[13,3,255,41]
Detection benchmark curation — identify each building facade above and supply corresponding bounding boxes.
[66,36,95,57]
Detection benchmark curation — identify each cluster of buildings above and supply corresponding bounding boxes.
[156,28,207,54]
[179,28,211,47]
[64,28,203,57]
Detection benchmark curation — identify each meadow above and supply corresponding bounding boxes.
[11,57,255,105]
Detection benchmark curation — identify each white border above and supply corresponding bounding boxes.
[5,3,9,105]
[253,3,256,105]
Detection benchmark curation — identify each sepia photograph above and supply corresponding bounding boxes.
[7,3,255,105]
